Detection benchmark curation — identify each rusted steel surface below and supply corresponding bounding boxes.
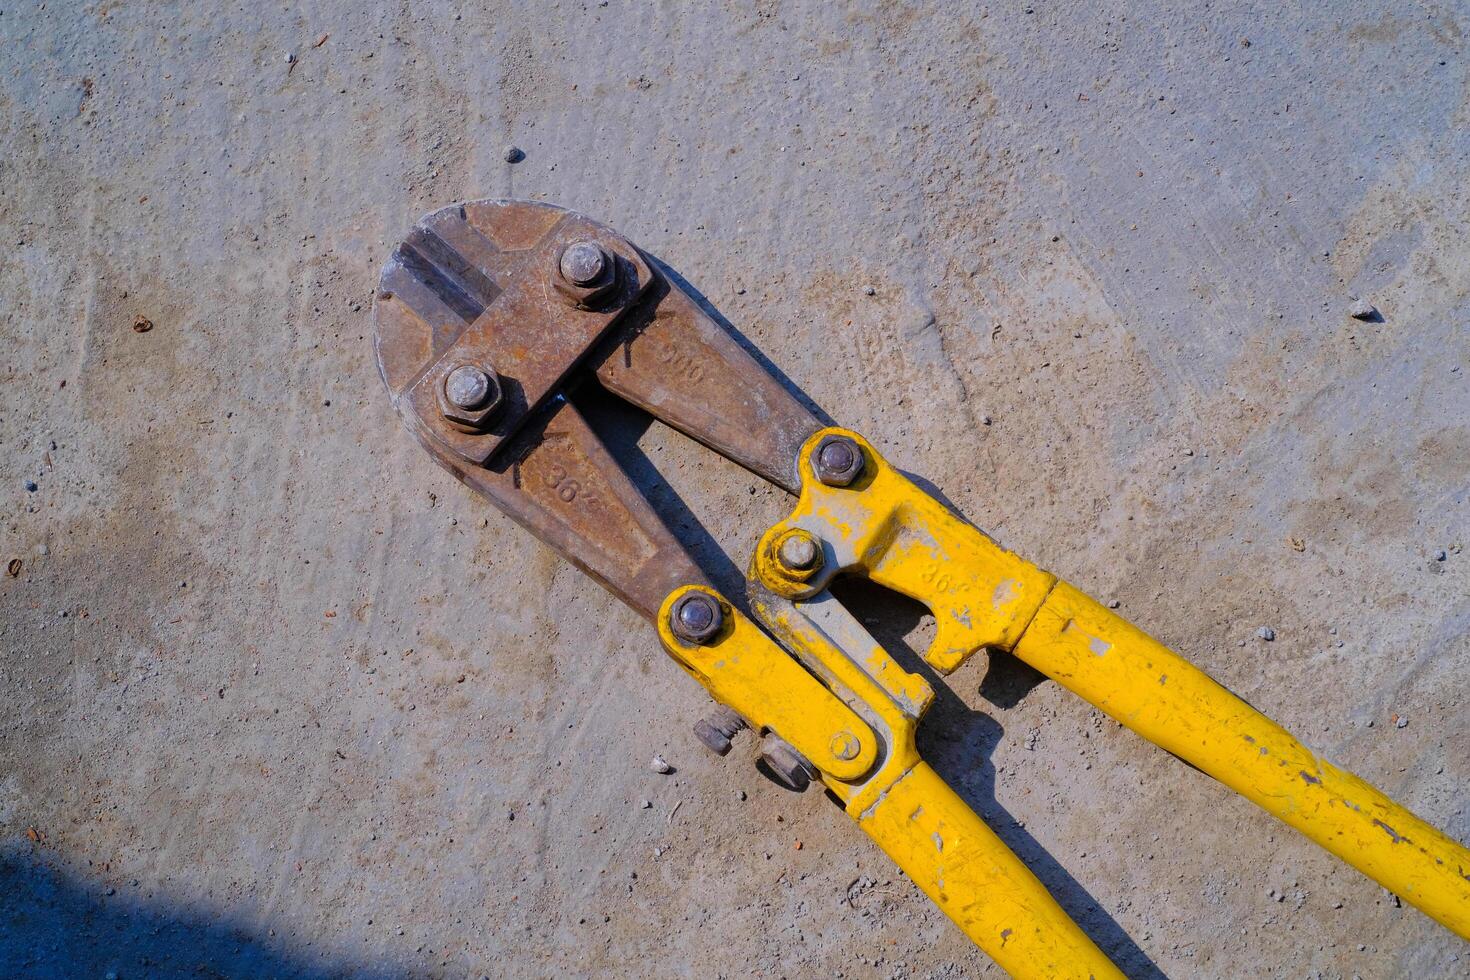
[590,272,820,493]
[374,199,821,616]
[375,200,655,466]
[456,398,708,620]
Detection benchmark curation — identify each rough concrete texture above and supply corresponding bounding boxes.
[2,2,1468,978]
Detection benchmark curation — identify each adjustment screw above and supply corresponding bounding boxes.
[813,435,865,487]
[760,734,818,792]
[444,364,493,409]
[693,718,734,756]
[693,706,748,757]
[829,731,861,761]
[670,592,723,645]
[559,240,610,286]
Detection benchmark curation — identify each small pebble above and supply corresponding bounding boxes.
[863,285,876,296]
[1256,626,1276,642]
[639,799,652,809]
[1348,298,1376,320]
[1433,549,1447,562]
[650,754,673,774]
[285,51,296,64]
[24,480,38,492]
[504,146,524,163]
[1395,716,1408,729]
[1106,599,1120,609]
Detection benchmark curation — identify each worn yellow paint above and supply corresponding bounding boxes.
[746,429,1470,975]
[1016,582,1470,939]
[861,762,1126,980]
[663,428,1469,976]
[656,585,878,781]
[746,586,1124,979]
[754,430,1055,673]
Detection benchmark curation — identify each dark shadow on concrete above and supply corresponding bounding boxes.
[828,578,1169,980]
[0,847,408,979]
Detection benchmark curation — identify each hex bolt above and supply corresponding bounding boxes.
[444,364,493,410]
[559,240,610,287]
[670,592,723,645]
[760,734,819,792]
[813,435,865,487]
[829,731,861,761]
[777,531,821,573]
[693,705,749,757]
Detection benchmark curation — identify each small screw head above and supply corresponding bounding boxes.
[829,731,861,761]
[775,530,823,577]
[445,365,492,409]
[559,240,610,286]
[813,435,864,487]
[670,592,723,645]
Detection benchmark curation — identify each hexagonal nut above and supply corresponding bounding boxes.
[437,364,504,431]
[552,240,621,308]
[812,434,865,487]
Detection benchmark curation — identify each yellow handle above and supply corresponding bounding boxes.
[1015,581,1470,939]
[858,761,1125,980]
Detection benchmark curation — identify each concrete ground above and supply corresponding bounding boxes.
[2,2,1468,977]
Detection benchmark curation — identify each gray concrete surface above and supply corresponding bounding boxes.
[2,2,1468,977]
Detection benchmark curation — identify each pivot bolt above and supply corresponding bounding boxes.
[670,592,723,645]
[813,435,864,487]
[445,364,493,409]
[559,240,610,287]
[777,531,821,572]
[829,731,861,761]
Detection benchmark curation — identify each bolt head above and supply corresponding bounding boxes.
[670,592,723,645]
[813,435,864,487]
[829,731,861,761]
[445,365,492,409]
[778,533,820,571]
[559,241,610,286]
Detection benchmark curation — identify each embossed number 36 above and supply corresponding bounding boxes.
[544,463,591,504]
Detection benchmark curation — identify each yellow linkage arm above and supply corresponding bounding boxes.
[860,761,1126,979]
[1016,582,1470,938]
[754,427,1470,961]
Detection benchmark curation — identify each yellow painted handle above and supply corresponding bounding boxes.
[858,762,1126,980]
[1014,582,1470,939]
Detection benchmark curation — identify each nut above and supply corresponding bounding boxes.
[553,239,620,306]
[669,592,723,645]
[438,363,504,430]
[812,434,864,487]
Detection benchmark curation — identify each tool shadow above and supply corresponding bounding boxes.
[831,578,1170,980]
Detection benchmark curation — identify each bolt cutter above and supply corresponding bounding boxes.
[373,200,1470,979]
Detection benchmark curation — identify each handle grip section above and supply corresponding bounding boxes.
[1014,582,1470,939]
[858,761,1125,980]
